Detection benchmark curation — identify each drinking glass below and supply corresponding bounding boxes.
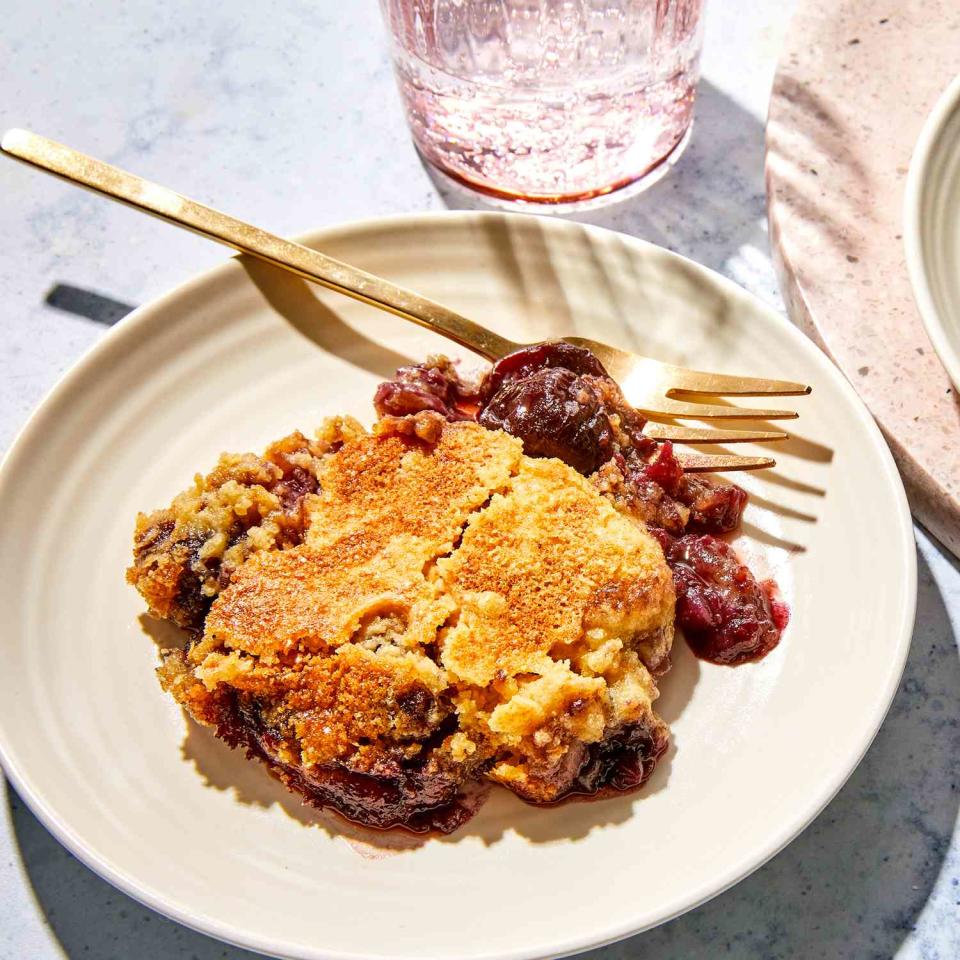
[380,0,705,206]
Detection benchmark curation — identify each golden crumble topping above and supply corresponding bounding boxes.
[131,413,675,832]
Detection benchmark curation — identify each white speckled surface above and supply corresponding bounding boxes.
[767,0,960,560]
[0,2,957,959]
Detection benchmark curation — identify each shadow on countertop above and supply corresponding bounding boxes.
[7,538,958,959]
[44,284,136,326]
[430,80,773,282]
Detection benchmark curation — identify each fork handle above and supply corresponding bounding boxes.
[1,128,518,361]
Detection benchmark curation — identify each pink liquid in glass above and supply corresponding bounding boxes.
[381,0,705,204]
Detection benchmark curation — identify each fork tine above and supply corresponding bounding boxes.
[643,423,788,444]
[665,365,812,397]
[566,340,811,401]
[676,453,776,472]
[570,342,811,397]
[637,397,799,420]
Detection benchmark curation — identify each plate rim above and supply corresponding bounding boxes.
[0,210,917,960]
[904,71,960,390]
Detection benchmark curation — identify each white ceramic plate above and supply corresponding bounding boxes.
[0,213,915,960]
[905,72,960,389]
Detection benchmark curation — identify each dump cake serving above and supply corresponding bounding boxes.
[129,341,787,833]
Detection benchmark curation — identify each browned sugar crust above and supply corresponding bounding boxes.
[132,413,674,831]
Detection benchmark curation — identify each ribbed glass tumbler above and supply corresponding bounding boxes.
[380,0,705,206]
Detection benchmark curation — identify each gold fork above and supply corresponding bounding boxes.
[1,129,810,473]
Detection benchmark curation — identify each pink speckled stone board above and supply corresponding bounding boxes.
[766,0,960,557]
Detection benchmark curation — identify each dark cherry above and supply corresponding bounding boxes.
[676,475,749,534]
[274,466,319,513]
[479,367,615,474]
[481,340,610,399]
[172,532,216,632]
[666,534,783,665]
[373,362,476,421]
[646,525,676,554]
[570,720,669,796]
[637,440,684,497]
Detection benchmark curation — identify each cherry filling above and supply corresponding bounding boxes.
[207,680,667,832]
[210,691,477,834]
[665,534,786,665]
[375,341,788,668]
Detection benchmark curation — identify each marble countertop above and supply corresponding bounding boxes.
[1,1,957,958]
